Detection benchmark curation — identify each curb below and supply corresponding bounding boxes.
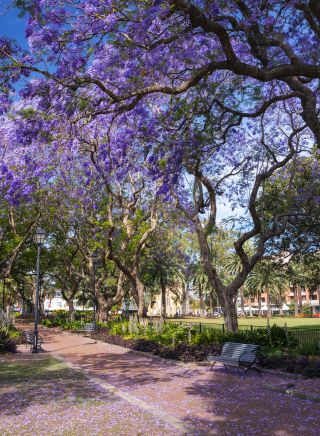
[264,384,320,403]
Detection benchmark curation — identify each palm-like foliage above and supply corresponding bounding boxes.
[285,258,309,315]
[246,259,288,316]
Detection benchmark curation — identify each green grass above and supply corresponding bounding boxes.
[0,356,81,384]
[170,316,320,329]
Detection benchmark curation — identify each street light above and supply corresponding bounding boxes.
[89,252,98,332]
[33,227,46,353]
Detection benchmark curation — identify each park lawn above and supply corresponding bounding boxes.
[171,316,320,329]
[0,355,177,436]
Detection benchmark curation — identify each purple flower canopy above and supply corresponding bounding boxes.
[0,0,318,211]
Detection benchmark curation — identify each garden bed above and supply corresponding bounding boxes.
[40,314,320,377]
[91,328,221,362]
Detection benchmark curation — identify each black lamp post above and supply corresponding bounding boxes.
[33,227,46,353]
[90,252,97,332]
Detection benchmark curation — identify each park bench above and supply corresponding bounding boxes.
[84,323,94,334]
[24,330,43,352]
[207,342,261,378]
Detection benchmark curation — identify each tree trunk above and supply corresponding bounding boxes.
[68,299,75,322]
[294,285,299,316]
[136,277,147,318]
[199,283,205,317]
[194,222,238,331]
[181,283,187,317]
[105,272,125,321]
[209,291,214,315]
[239,287,245,317]
[160,273,166,319]
[298,286,302,309]
[278,295,284,316]
[223,294,238,332]
[258,294,262,317]
[266,291,272,317]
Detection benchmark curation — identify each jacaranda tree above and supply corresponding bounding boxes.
[0,1,320,330]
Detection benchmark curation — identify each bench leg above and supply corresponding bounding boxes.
[210,362,216,371]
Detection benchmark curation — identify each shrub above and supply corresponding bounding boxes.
[301,303,312,316]
[0,328,17,352]
[41,319,53,328]
[297,342,320,356]
[190,325,295,348]
[63,320,84,331]
[301,357,320,378]
[110,320,129,336]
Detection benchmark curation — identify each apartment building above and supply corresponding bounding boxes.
[240,286,320,315]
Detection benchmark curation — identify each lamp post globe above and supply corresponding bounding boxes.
[33,227,46,353]
[34,227,46,245]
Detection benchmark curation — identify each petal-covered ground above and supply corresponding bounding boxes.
[0,354,181,435]
[3,323,320,435]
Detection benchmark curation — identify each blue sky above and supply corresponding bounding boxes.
[0,5,27,46]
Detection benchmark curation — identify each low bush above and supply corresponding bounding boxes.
[296,342,320,356]
[41,317,84,331]
[91,328,221,362]
[41,319,53,328]
[258,352,320,378]
[0,327,18,352]
[63,320,84,331]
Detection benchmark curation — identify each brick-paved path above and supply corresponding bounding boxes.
[16,324,320,435]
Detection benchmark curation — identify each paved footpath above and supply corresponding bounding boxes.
[16,324,320,435]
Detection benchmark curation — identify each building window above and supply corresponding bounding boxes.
[57,302,62,308]
[251,298,255,303]
[261,298,265,303]
[55,291,62,298]
[312,295,318,300]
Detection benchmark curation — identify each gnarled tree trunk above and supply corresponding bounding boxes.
[104,272,125,321]
[222,293,238,332]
